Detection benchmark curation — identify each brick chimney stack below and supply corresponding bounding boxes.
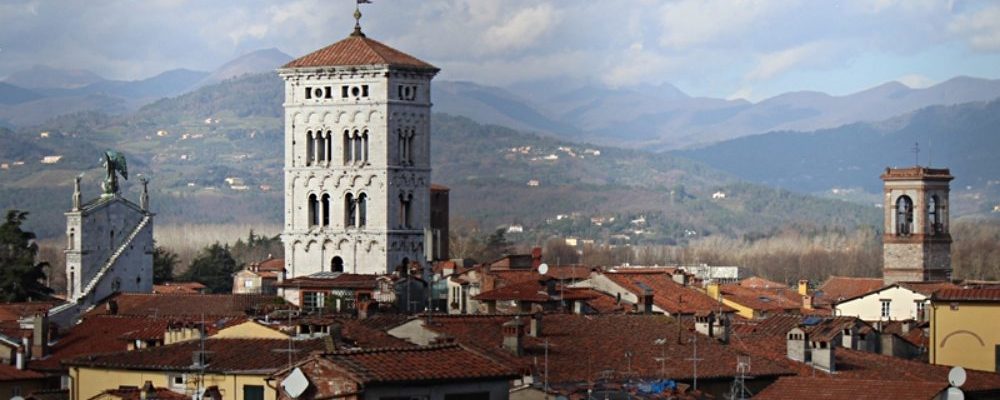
[531,247,543,269]
[502,317,525,356]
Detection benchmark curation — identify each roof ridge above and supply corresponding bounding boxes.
[329,343,459,356]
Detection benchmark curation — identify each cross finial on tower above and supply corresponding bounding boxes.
[912,142,920,166]
[352,0,373,37]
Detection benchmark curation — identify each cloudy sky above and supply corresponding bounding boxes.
[1,0,999,100]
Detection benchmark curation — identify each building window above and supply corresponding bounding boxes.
[303,292,325,311]
[399,193,412,228]
[343,129,351,164]
[896,195,913,236]
[244,280,254,288]
[243,385,265,400]
[321,194,331,227]
[915,300,926,320]
[345,193,356,227]
[928,195,942,235]
[308,194,319,227]
[880,299,891,318]
[357,193,368,227]
[331,256,344,273]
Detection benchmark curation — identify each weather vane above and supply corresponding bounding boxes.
[353,0,372,37]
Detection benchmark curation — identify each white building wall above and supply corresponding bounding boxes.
[834,286,929,321]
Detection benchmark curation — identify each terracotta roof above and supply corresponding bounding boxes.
[85,293,287,318]
[256,258,285,272]
[719,283,803,313]
[283,35,437,71]
[32,315,243,372]
[813,276,884,306]
[284,316,413,349]
[736,314,871,340]
[25,389,68,400]
[879,320,929,348]
[424,314,792,385]
[897,281,960,296]
[0,301,60,321]
[89,386,190,400]
[474,279,551,302]
[151,282,206,294]
[0,363,46,381]
[933,288,1000,302]
[326,344,518,384]
[64,338,326,374]
[738,276,787,289]
[755,376,947,400]
[276,273,378,290]
[603,271,734,315]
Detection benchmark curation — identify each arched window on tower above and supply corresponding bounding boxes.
[357,193,368,227]
[308,194,319,227]
[353,129,363,165]
[343,129,352,164]
[325,130,333,164]
[407,128,416,165]
[399,193,413,228]
[331,256,344,273]
[362,129,369,163]
[929,195,942,235]
[345,193,356,227]
[321,194,331,227]
[896,195,913,236]
[306,130,314,166]
[316,130,325,165]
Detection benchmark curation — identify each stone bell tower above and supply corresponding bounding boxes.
[278,13,439,277]
[881,166,953,284]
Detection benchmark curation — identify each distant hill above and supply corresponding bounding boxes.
[0,73,878,240]
[3,65,105,89]
[0,83,42,105]
[196,48,292,87]
[676,99,1000,215]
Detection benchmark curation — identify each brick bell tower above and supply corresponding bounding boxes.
[881,166,953,284]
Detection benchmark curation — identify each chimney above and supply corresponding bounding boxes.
[203,386,223,400]
[641,289,654,314]
[706,281,720,301]
[502,317,525,356]
[15,346,25,370]
[531,247,543,269]
[721,314,731,344]
[786,328,808,363]
[901,321,911,334]
[798,280,809,296]
[140,381,154,400]
[107,299,119,315]
[812,340,836,372]
[529,312,543,337]
[803,295,814,310]
[672,272,689,286]
[32,313,49,358]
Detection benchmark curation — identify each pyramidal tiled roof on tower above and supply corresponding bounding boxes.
[283,33,438,71]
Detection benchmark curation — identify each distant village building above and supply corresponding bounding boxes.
[679,264,749,284]
[526,179,539,187]
[506,224,523,234]
[233,258,285,295]
[712,191,726,199]
[279,23,439,279]
[40,155,62,164]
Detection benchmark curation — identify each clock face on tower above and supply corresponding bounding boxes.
[278,32,438,278]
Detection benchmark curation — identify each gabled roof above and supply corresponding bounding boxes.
[0,301,60,321]
[755,377,947,400]
[283,35,438,71]
[151,282,205,294]
[86,293,286,319]
[719,283,803,312]
[813,276,884,306]
[276,272,379,290]
[474,279,551,303]
[323,344,518,384]
[833,281,959,305]
[64,338,326,374]
[602,271,734,315]
[738,276,787,289]
[0,363,46,381]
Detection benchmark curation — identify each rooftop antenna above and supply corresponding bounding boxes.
[928,139,933,167]
[913,142,920,166]
[728,355,753,400]
[688,333,703,393]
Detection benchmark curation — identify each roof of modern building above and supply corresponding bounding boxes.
[754,376,947,400]
[85,293,287,319]
[813,276,884,306]
[423,314,792,384]
[151,282,206,294]
[276,272,380,290]
[602,270,735,315]
[64,337,327,374]
[283,34,437,71]
[933,288,1000,302]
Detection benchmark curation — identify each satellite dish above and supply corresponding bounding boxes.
[282,367,310,398]
[945,387,965,400]
[949,366,967,388]
[12,396,25,400]
[538,263,549,275]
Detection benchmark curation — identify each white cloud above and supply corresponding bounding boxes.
[949,5,1000,51]
[897,74,935,88]
[602,42,676,88]
[746,42,829,81]
[481,4,560,54]
[657,0,782,49]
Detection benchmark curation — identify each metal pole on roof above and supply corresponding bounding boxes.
[544,338,549,400]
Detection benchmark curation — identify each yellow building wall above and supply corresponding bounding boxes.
[931,302,1000,372]
[214,321,289,339]
[70,367,275,400]
[698,284,757,319]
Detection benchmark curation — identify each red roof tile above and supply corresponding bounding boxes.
[813,276,884,306]
[754,376,947,400]
[90,386,190,400]
[0,302,60,321]
[283,35,437,71]
[151,282,205,294]
[933,288,1000,301]
[64,338,326,374]
[86,293,287,318]
[425,314,792,385]
[603,271,734,315]
[738,276,787,289]
[256,258,285,272]
[720,283,803,313]
[897,281,960,296]
[0,363,46,381]
[326,344,518,384]
[474,279,551,302]
[276,273,378,290]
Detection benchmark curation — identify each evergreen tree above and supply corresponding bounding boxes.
[152,246,178,284]
[482,228,512,262]
[0,210,53,301]
[179,242,239,293]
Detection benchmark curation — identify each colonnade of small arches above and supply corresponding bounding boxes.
[304,128,370,167]
[307,191,369,229]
